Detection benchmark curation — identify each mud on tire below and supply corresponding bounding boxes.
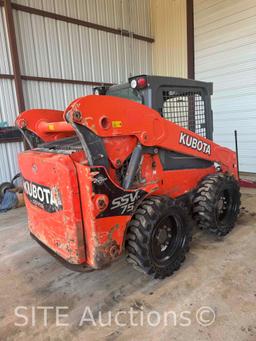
[193,173,241,236]
[125,196,193,279]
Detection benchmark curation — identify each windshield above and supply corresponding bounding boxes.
[106,86,143,104]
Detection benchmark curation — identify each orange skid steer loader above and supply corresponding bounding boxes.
[16,75,241,278]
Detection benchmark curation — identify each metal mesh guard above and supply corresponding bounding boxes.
[162,90,206,137]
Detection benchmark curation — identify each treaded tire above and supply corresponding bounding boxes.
[193,173,241,236]
[0,182,13,200]
[126,196,193,279]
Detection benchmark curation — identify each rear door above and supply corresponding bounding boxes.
[19,150,86,264]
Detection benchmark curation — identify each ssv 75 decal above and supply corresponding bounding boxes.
[179,132,211,155]
[110,191,141,215]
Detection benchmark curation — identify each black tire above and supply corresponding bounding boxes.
[0,182,13,200]
[11,173,21,187]
[193,173,241,236]
[126,196,193,279]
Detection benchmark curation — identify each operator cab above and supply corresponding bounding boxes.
[93,75,213,140]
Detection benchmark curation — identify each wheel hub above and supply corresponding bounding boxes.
[156,223,173,247]
[156,227,168,244]
[217,197,224,210]
[152,217,181,261]
[217,193,228,217]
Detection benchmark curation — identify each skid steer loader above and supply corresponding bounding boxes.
[16,75,241,278]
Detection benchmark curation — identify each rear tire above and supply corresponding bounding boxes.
[193,173,241,236]
[126,196,192,279]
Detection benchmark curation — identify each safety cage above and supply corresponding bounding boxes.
[161,89,207,138]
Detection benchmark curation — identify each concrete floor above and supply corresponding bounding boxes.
[0,189,256,341]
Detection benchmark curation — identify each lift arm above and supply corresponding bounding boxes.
[64,95,238,178]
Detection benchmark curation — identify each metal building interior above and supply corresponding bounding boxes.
[0,0,255,340]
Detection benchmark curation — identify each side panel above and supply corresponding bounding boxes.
[75,164,148,269]
[18,151,86,264]
[154,167,216,198]
[139,153,216,198]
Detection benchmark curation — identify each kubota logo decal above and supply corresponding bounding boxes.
[179,132,211,155]
[110,191,141,215]
[23,180,63,213]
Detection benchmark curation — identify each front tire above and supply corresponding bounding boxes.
[193,173,241,236]
[126,196,192,279]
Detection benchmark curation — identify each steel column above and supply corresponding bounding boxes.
[4,0,25,113]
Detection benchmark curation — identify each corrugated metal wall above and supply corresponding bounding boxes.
[0,6,23,183]
[151,0,187,77]
[0,0,152,182]
[194,0,256,172]
[13,0,152,90]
